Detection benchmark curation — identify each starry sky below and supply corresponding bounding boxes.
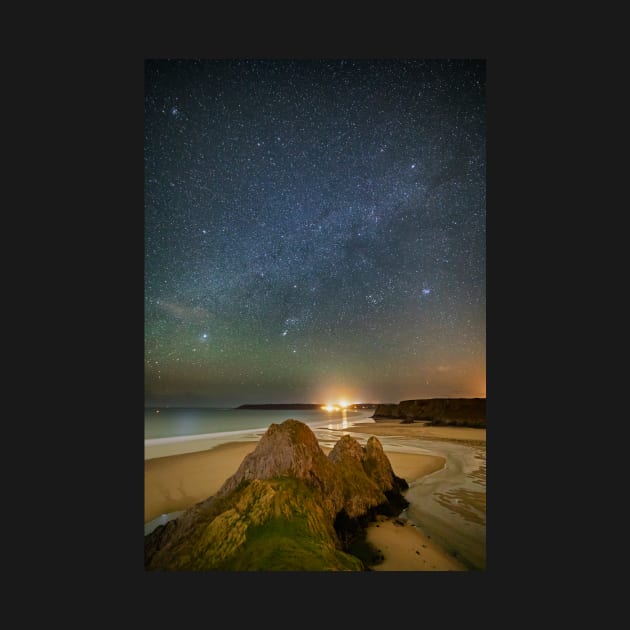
[144,59,485,407]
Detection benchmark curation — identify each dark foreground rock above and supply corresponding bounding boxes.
[145,419,408,571]
[372,397,486,427]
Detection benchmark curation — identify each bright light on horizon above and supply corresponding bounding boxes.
[322,400,352,412]
[321,398,354,412]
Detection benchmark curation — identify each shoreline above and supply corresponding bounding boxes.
[335,421,486,443]
[144,415,376,460]
[144,423,485,571]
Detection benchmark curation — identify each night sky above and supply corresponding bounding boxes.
[144,59,485,407]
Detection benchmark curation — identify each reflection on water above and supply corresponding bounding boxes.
[325,408,349,430]
[145,407,368,440]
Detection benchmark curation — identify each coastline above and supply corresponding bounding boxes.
[144,421,485,571]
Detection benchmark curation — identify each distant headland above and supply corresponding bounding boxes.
[237,403,322,410]
[236,403,378,410]
[372,397,486,427]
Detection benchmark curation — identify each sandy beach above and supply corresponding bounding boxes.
[340,421,486,444]
[366,518,467,571]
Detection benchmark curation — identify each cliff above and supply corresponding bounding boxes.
[372,397,486,427]
[371,403,400,418]
[145,419,408,571]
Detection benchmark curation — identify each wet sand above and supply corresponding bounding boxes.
[366,518,467,571]
[340,421,486,444]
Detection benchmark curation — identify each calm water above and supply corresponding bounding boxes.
[145,407,373,440]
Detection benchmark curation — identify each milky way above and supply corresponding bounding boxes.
[144,59,485,406]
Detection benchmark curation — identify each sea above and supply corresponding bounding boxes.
[144,406,376,460]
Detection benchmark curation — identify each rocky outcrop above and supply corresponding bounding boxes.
[145,419,408,571]
[217,419,329,495]
[373,397,486,427]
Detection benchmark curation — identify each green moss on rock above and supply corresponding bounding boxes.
[145,420,408,571]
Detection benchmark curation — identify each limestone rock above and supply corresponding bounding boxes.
[145,419,409,571]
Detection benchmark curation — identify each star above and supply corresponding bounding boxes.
[144,59,486,405]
